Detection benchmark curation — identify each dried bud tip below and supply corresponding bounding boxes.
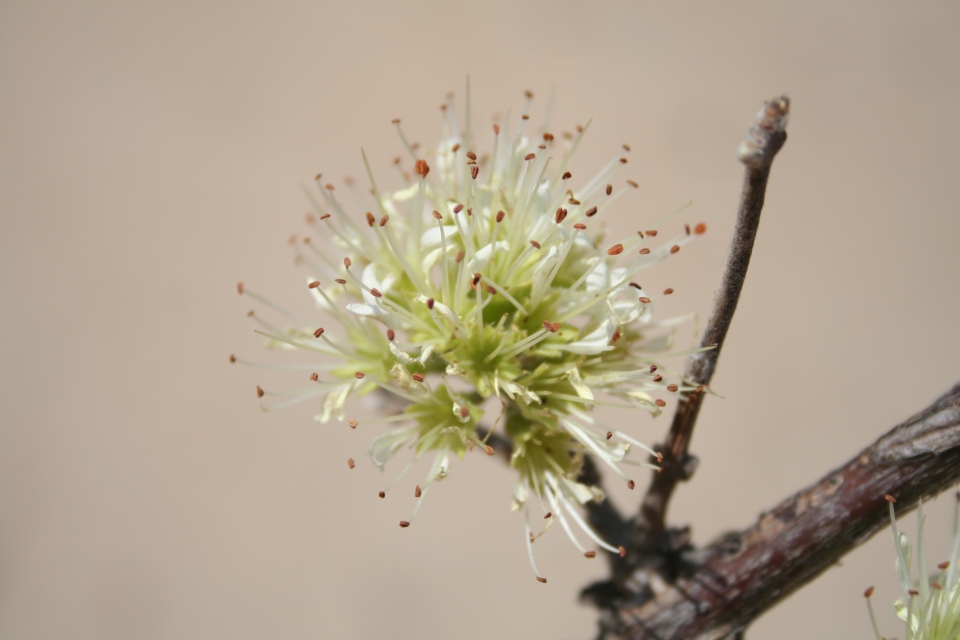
[256,385,264,398]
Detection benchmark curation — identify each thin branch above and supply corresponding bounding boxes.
[640,95,791,536]
[592,382,960,639]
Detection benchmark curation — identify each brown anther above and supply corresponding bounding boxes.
[555,208,567,224]
[414,159,430,177]
[335,278,346,284]
[649,365,657,373]
[623,144,631,151]
[639,248,651,255]
[387,329,395,341]
[656,452,664,463]
[460,406,469,419]
[466,208,473,216]
[543,133,554,142]
[237,282,244,294]
[451,142,461,153]
[670,245,680,254]
[456,250,464,263]
[611,330,621,343]
[471,273,482,286]
[655,399,666,407]
[355,372,365,379]
[378,491,386,498]
[348,420,357,429]
[606,185,613,195]
[653,375,663,382]
[529,240,541,249]
[695,385,704,393]
[542,321,561,333]
[568,197,580,205]
[629,282,642,290]
[939,561,951,570]
[663,288,674,295]
[313,327,325,338]
[370,288,382,298]
[465,151,477,160]
[415,486,422,498]
[365,212,375,227]
[931,582,943,590]
[667,384,679,392]
[453,203,464,214]
[256,386,264,398]
[685,224,691,235]
[627,480,635,490]
[391,118,400,124]
[320,213,331,220]
[379,215,389,227]
[399,521,410,528]
[524,153,536,161]
[314,173,322,181]
[470,165,479,180]
[619,158,628,164]
[229,354,236,363]
[576,124,583,132]
[909,589,919,596]
[411,373,425,383]
[308,280,321,289]
[606,431,613,440]
[864,586,875,598]
[310,373,319,382]
[544,512,552,519]
[695,222,707,235]
[639,296,651,304]
[522,114,530,120]
[885,494,897,503]
[584,551,597,559]
[627,180,639,188]
[493,124,500,134]
[432,210,442,220]
[485,284,496,295]
[646,230,658,237]
[484,445,494,456]
[347,458,355,469]
[426,298,435,310]
[536,577,547,584]
[496,210,505,223]
[343,257,352,268]
[562,171,572,180]
[305,213,314,223]
[573,223,586,230]
[618,546,627,558]
[607,244,624,256]
[585,206,598,217]
[324,183,335,191]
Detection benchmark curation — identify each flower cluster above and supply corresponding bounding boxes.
[235,91,707,582]
[865,494,960,639]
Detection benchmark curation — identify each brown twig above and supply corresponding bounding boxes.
[640,95,791,537]
[592,381,960,639]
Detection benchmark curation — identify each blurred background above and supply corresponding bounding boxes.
[2,2,959,638]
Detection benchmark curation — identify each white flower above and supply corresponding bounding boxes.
[235,88,709,582]
[865,494,960,640]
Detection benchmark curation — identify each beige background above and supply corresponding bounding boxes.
[2,2,959,638]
